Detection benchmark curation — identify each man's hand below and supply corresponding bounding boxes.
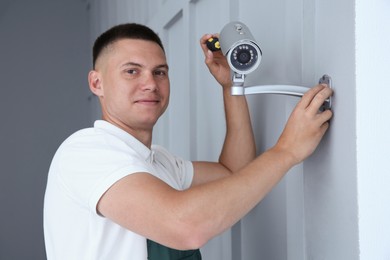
[200,34,231,88]
[274,84,333,165]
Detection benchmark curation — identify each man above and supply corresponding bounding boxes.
[44,23,333,259]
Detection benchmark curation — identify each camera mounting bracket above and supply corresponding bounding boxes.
[231,72,246,94]
[231,74,332,110]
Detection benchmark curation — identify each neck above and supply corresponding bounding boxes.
[102,116,153,148]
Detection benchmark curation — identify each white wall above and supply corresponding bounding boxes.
[0,0,91,258]
[356,0,390,258]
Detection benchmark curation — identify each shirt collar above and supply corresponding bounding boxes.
[94,120,154,163]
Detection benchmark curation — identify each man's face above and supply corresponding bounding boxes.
[94,39,170,133]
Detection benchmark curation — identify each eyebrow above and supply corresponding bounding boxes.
[120,62,169,70]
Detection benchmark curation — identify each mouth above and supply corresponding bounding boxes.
[135,98,160,105]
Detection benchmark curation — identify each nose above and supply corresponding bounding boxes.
[141,72,158,92]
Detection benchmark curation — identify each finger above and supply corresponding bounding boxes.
[200,34,215,55]
[200,33,219,44]
[319,121,330,137]
[297,84,326,109]
[204,50,214,66]
[307,86,333,115]
[316,109,333,124]
[200,34,213,45]
[200,33,222,54]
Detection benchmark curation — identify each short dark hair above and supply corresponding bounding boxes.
[92,23,164,69]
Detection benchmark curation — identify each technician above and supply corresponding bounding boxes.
[44,23,333,259]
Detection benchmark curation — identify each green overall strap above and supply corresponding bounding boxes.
[147,239,202,260]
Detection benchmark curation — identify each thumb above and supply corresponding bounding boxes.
[205,50,214,66]
[206,49,213,59]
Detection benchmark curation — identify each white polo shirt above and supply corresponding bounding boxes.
[43,120,194,260]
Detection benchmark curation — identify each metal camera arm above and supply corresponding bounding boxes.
[231,73,332,110]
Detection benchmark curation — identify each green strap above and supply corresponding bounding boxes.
[147,239,202,260]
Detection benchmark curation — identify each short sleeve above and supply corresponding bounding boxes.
[152,145,194,190]
[56,130,152,215]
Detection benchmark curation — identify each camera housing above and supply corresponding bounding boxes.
[220,21,262,75]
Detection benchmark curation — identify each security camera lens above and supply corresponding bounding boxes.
[230,43,260,73]
[237,50,251,64]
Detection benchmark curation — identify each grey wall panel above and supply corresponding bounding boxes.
[0,0,91,259]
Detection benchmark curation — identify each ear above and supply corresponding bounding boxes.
[88,70,104,97]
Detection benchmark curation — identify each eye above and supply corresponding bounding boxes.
[154,70,168,77]
[125,69,138,75]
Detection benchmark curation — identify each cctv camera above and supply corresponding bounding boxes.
[219,21,262,75]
